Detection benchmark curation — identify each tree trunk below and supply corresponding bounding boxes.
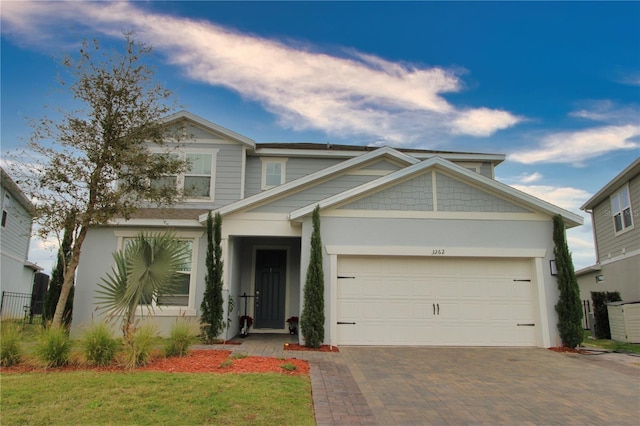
[51,226,87,328]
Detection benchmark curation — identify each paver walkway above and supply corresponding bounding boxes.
[201,335,640,425]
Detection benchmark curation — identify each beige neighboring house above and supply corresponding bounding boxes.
[0,168,41,296]
[577,158,640,308]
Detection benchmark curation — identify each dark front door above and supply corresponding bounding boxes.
[254,249,287,329]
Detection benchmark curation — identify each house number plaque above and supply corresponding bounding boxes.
[431,249,446,255]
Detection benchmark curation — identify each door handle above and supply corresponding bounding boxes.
[433,303,435,315]
[437,303,440,315]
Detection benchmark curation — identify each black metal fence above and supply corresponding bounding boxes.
[0,291,44,325]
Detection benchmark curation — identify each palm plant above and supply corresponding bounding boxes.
[96,231,191,346]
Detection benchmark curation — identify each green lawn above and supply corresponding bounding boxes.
[582,330,640,354]
[1,371,315,425]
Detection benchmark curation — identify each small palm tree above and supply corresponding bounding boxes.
[96,231,191,345]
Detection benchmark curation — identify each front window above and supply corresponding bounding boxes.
[116,231,202,314]
[610,185,633,234]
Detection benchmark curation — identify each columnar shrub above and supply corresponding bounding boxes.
[591,291,622,339]
[552,215,583,348]
[36,326,71,367]
[81,322,118,366]
[1,325,22,367]
[300,205,325,348]
[200,212,224,342]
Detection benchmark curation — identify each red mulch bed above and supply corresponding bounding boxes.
[0,350,309,376]
[548,346,589,354]
[284,343,339,352]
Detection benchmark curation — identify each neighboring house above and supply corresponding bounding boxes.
[73,111,583,348]
[0,168,41,296]
[577,158,640,307]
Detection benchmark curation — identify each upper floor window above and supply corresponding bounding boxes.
[150,149,218,201]
[261,158,287,190]
[1,194,11,228]
[610,185,633,234]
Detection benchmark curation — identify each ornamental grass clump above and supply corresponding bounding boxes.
[81,322,119,366]
[1,324,22,367]
[121,324,158,369]
[165,320,198,357]
[36,326,71,368]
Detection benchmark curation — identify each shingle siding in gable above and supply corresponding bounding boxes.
[339,173,434,211]
[436,172,530,213]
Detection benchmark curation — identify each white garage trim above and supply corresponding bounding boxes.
[326,245,546,258]
[327,247,551,348]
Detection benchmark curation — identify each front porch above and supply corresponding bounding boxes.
[226,236,302,337]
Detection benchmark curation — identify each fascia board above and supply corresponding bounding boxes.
[161,110,256,149]
[200,147,419,222]
[580,158,640,211]
[290,156,584,228]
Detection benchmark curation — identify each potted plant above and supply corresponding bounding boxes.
[286,316,299,335]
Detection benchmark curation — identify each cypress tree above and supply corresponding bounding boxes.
[553,214,583,348]
[200,212,224,342]
[300,205,325,348]
[43,214,75,326]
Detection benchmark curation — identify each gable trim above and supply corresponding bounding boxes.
[162,110,256,149]
[289,156,583,227]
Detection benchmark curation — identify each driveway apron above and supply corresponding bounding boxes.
[341,346,640,425]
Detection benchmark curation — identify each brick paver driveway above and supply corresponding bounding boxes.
[341,347,640,425]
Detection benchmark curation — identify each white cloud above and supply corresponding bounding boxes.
[509,124,640,165]
[519,172,543,184]
[1,0,522,145]
[510,184,590,213]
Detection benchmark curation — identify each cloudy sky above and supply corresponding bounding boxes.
[1,1,639,274]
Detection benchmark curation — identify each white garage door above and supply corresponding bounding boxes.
[337,256,538,346]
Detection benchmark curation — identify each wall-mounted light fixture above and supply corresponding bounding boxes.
[595,275,604,283]
[549,259,558,276]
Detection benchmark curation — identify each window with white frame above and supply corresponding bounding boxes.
[261,158,287,190]
[610,185,633,234]
[150,150,217,201]
[115,231,202,313]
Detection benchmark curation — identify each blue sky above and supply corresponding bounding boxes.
[1,1,639,275]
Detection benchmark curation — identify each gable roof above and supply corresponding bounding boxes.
[254,142,505,163]
[200,146,419,221]
[1,167,34,214]
[581,157,640,211]
[161,110,256,148]
[289,156,583,228]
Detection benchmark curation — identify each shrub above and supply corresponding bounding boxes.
[165,320,198,357]
[81,322,119,366]
[36,326,71,367]
[591,291,622,339]
[121,324,158,369]
[280,362,297,371]
[1,325,22,367]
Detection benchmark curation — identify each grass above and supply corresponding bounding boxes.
[582,330,640,354]
[1,372,314,425]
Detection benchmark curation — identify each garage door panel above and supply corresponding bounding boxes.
[337,256,537,346]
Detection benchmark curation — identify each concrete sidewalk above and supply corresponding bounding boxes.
[199,335,640,425]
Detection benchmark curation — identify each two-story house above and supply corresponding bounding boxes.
[73,111,583,348]
[0,168,41,297]
[577,158,640,306]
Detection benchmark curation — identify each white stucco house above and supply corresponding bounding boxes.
[72,111,583,348]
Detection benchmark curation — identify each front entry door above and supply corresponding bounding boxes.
[254,250,287,329]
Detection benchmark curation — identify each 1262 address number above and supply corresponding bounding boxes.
[431,249,446,255]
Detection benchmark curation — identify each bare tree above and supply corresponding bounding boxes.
[8,34,187,328]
